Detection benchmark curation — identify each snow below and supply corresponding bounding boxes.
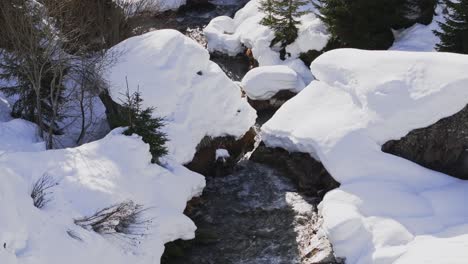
[262,49,468,263]
[0,128,205,264]
[241,65,305,100]
[215,148,230,161]
[204,0,329,84]
[390,5,444,52]
[105,29,256,164]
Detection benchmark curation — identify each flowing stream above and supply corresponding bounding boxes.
[134,2,340,263]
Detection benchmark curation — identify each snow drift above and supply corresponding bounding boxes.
[0,127,205,264]
[105,29,256,164]
[262,49,468,263]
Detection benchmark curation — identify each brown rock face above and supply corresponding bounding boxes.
[186,128,257,176]
[250,143,340,196]
[247,90,297,112]
[382,104,468,180]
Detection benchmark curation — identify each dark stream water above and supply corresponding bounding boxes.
[136,2,340,263]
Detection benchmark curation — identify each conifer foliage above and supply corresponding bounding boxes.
[259,0,308,59]
[315,0,408,49]
[121,82,168,163]
[435,0,468,54]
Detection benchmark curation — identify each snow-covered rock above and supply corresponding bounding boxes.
[0,128,205,264]
[105,29,256,164]
[204,0,329,84]
[262,49,468,263]
[241,65,305,100]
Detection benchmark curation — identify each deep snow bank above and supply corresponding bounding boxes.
[262,49,468,263]
[241,65,305,100]
[0,128,205,264]
[204,0,329,84]
[105,29,256,164]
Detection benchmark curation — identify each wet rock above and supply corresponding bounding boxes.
[382,104,468,180]
[247,90,297,113]
[186,128,256,176]
[250,143,340,196]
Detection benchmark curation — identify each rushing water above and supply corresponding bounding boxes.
[147,2,340,263]
[164,162,337,264]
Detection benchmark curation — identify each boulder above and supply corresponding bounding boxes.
[247,90,297,113]
[186,128,256,176]
[250,143,340,196]
[382,104,468,180]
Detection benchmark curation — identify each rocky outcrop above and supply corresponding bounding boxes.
[186,128,256,176]
[247,90,297,113]
[382,104,468,180]
[251,143,340,196]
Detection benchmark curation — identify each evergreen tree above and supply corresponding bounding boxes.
[121,85,168,163]
[315,0,408,49]
[404,0,438,25]
[434,0,468,53]
[259,0,308,59]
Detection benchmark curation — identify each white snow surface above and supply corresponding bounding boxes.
[241,65,305,100]
[204,0,329,85]
[0,128,205,264]
[262,49,468,264]
[105,29,256,164]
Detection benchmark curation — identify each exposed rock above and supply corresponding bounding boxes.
[247,90,297,113]
[186,128,256,176]
[382,104,468,180]
[98,90,128,129]
[250,143,340,196]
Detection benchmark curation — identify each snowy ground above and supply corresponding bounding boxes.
[0,125,205,264]
[105,29,256,164]
[262,49,468,264]
[0,28,258,264]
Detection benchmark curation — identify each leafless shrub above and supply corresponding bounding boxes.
[31,174,58,209]
[74,201,151,239]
